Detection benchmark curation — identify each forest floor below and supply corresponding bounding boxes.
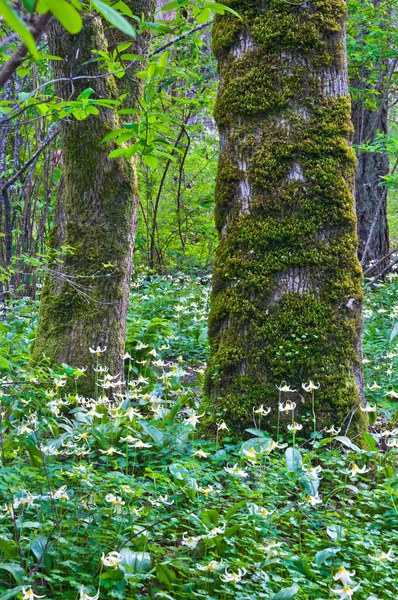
[0,272,397,600]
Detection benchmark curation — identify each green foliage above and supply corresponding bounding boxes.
[0,294,398,598]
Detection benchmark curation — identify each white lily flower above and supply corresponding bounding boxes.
[277,383,297,393]
[287,422,303,433]
[367,381,381,391]
[370,548,394,561]
[333,566,356,586]
[332,585,360,598]
[133,439,152,449]
[21,588,45,600]
[184,411,205,428]
[360,404,377,413]
[101,551,122,568]
[220,567,246,583]
[79,587,99,600]
[89,345,107,355]
[197,560,223,572]
[253,405,271,416]
[182,532,201,549]
[193,449,208,458]
[99,447,123,456]
[278,401,296,413]
[217,421,229,431]
[302,381,320,392]
[326,425,341,435]
[349,463,370,479]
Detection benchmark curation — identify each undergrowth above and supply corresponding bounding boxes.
[0,273,397,599]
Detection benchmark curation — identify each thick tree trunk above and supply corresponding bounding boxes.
[203,0,365,434]
[32,7,152,393]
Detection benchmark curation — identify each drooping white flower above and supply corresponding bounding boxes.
[99,447,123,456]
[253,405,271,417]
[331,585,360,598]
[220,567,246,583]
[133,439,152,449]
[217,421,229,431]
[193,449,208,459]
[184,411,204,428]
[302,381,320,392]
[287,422,303,433]
[79,587,99,600]
[89,345,107,355]
[349,463,370,479]
[369,548,394,562]
[21,589,45,600]
[182,532,201,549]
[197,560,223,572]
[367,381,381,391]
[326,425,341,435]
[277,383,297,393]
[278,402,296,413]
[333,566,356,586]
[101,551,122,568]
[360,404,377,413]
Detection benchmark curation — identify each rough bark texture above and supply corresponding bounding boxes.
[351,2,390,273]
[202,0,365,435]
[32,5,153,393]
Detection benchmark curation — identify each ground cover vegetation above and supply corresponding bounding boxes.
[0,0,398,599]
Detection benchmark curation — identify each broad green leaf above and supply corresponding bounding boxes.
[362,431,377,451]
[0,355,10,370]
[285,447,302,472]
[119,549,151,575]
[0,587,25,600]
[156,563,178,589]
[335,436,362,453]
[47,0,82,34]
[21,0,36,11]
[273,584,300,599]
[314,547,341,565]
[0,539,17,559]
[91,0,137,38]
[0,0,38,58]
[0,563,25,585]
[143,155,159,169]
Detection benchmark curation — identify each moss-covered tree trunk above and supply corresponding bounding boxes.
[32,5,153,393]
[203,0,365,434]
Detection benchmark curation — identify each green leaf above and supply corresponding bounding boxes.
[21,0,36,11]
[273,584,300,599]
[0,1,39,58]
[285,447,302,472]
[143,154,159,169]
[334,436,362,453]
[0,355,10,370]
[388,320,398,344]
[156,563,178,589]
[0,539,17,559]
[362,431,377,451]
[47,0,82,34]
[0,587,25,600]
[91,0,136,38]
[314,547,341,565]
[0,563,25,585]
[119,549,151,576]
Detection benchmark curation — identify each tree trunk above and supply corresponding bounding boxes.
[32,6,152,393]
[203,0,365,435]
[351,0,390,274]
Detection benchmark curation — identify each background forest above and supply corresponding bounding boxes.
[0,1,398,599]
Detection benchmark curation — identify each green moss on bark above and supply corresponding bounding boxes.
[202,0,365,436]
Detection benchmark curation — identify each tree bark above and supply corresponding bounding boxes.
[203,0,365,435]
[351,0,390,274]
[32,4,154,393]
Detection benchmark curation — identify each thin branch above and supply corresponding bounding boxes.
[0,13,53,90]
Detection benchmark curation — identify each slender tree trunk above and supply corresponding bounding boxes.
[32,5,153,393]
[351,0,390,274]
[203,0,365,434]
